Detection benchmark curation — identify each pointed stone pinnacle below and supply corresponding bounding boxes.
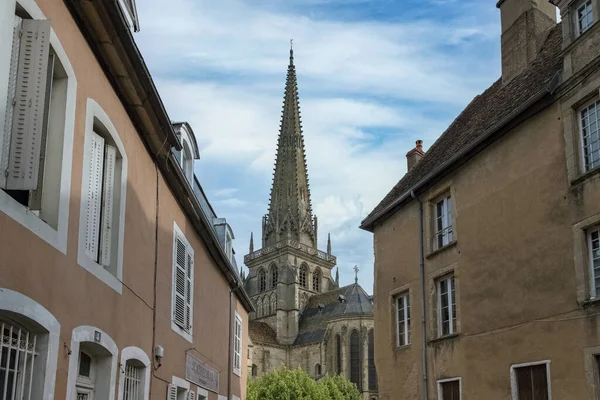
[249,232,254,253]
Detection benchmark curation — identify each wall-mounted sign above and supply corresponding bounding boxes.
[186,353,219,393]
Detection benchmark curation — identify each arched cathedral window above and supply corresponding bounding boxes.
[368,329,377,390]
[271,265,278,288]
[336,334,342,375]
[350,330,361,390]
[259,269,266,292]
[299,265,307,288]
[312,269,321,292]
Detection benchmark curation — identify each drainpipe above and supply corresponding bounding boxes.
[411,190,428,400]
[228,282,243,400]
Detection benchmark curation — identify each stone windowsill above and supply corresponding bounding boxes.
[571,165,600,187]
[426,240,457,259]
[428,333,460,345]
[393,344,411,353]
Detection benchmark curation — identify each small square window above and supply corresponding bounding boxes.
[438,378,461,400]
[511,362,550,399]
[576,0,594,35]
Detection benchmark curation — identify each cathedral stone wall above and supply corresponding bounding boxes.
[252,344,288,376]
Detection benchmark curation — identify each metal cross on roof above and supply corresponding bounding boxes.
[354,265,359,284]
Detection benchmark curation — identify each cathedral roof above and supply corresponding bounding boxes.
[294,283,374,346]
[248,321,279,346]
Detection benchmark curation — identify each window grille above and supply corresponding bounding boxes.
[0,320,38,400]
[312,270,320,292]
[123,363,143,400]
[259,270,266,292]
[299,266,307,288]
[271,266,278,288]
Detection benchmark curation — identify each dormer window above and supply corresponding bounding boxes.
[576,0,594,36]
[172,122,200,185]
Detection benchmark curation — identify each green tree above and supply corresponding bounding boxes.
[247,367,361,400]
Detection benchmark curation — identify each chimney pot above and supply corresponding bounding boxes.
[406,140,425,172]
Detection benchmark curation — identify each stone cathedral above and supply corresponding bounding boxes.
[243,47,378,400]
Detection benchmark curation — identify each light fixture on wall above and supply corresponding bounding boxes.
[154,345,164,369]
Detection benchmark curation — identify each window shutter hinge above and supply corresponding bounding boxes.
[18,29,22,39]
[4,169,8,178]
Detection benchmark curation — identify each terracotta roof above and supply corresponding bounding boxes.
[361,24,563,230]
[249,321,279,346]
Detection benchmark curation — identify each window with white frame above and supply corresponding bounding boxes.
[396,293,410,347]
[233,311,242,377]
[82,118,124,273]
[434,195,453,249]
[118,347,150,400]
[172,224,194,339]
[576,0,594,35]
[589,227,600,297]
[580,99,600,172]
[167,377,195,400]
[511,362,550,400]
[1,7,71,232]
[437,274,457,336]
[437,378,461,400]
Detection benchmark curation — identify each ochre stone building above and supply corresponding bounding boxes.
[361,0,600,399]
[244,48,378,400]
[0,0,252,399]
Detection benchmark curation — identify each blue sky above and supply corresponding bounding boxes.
[134,0,505,292]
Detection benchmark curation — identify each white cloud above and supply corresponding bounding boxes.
[135,0,501,289]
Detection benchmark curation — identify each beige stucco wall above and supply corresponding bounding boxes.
[0,0,249,399]
[373,95,600,399]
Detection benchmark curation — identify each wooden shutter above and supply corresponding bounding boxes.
[185,250,193,331]
[84,132,105,261]
[187,390,196,400]
[516,365,548,400]
[4,19,51,190]
[441,380,460,400]
[166,384,177,400]
[173,237,187,328]
[99,144,117,267]
[1,17,23,187]
[29,53,55,211]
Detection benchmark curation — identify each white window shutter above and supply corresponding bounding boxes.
[188,391,196,400]
[84,132,105,261]
[4,19,51,191]
[99,144,117,267]
[167,384,177,400]
[1,16,23,188]
[173,237,187,328]
[185,250,193,331]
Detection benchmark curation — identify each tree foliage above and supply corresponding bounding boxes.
[247,367,361,400]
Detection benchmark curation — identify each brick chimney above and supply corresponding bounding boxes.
[406,140,424,172]
[497,0,557,84]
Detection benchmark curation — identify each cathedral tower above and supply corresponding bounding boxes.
[244,46,337,345]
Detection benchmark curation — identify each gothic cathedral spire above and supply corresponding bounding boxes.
[263,44,317,248]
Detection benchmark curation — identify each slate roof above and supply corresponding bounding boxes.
[361,23,563,230]
[294,283,374,346]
